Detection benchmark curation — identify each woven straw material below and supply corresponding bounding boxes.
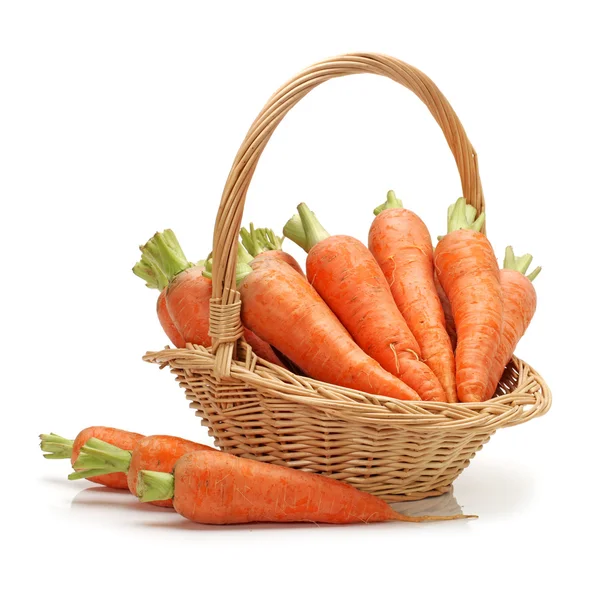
[144,53,551,501]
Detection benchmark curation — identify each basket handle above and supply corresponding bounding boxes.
[209,52,484,377]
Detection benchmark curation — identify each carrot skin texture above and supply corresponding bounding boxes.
[435,230,503,403]
[72,427,144,489]
[251,250,305,277]
[166,266,213,347]
[240,259,420,400]
[171,451,406,524]
[368,210,458,403]
[165,267,284,366]
[434,271,457,351]
[485,270,537,398]
[156,288,186,348]
[306,235,446,402]
[127,436,215,508]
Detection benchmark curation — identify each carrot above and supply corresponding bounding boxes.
[283,203,445,402]
[68,435,215,507]
[485,247,540,399]
[369,191,457,403]
[238,251,420,400]
[40,427,144,489]
[136,451,473,524]
[240,223,305,276]
[132,230,194,347]
[134,231,285,367]
[434,198,503,403]
[434,272,457,350]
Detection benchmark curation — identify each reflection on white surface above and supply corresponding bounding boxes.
[391,488,462,517]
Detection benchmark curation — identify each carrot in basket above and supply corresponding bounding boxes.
[485,247,540,399]
[136,450,473,524]
[68,435,215,507]
[40,427,144,489]
[434,272,457,350]
[133,231,284,367]
[240,223,305,276]
[369,191,457,403]
[283,203,446,402]
[238,251,420,400]
[434,198,503,403]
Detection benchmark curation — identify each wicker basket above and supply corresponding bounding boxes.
[144,53,551,502]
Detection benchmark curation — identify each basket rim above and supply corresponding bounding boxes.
[143,345,551,433]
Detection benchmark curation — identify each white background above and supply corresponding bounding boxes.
[2,1,598,598]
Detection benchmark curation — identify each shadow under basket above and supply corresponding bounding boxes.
[144,345,550,502]
[143,53,551,502]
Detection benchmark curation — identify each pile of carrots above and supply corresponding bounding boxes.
[135,193,540,404]
[39,192,540,525]
[41,426,471,524]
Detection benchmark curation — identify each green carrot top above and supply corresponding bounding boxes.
[373,190,404,216]
[504,246,541,281]
[240,223,285,257]
[284,203,330,252]
[133,229,195,291]
[446,197,485,234]
[202,242,253,286]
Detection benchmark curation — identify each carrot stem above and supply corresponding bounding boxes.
[133,230,194,290]
[240,224,284,256]
[203,243,253,285]
[446,198,485,234]
[297,203,329,250]
[283,213,309,252]
[39,433,73,459]
[136,470,175,503]
[373,190,404,215]
[503,246,542,281]
[68,437,132,479]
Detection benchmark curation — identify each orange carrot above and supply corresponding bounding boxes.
[240,223,305,276]
[434,198,503,403]
[69,435,215,507]
[40,427,144,489]
[283,203,445,402]
[136,451,472,524]
[434,271,457,350]
[133,231,285,367]
[485,247,540,399]
[238,253,420,400]
[369,191,457,403]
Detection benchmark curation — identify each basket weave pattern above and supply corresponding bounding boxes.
[144,53,551,502]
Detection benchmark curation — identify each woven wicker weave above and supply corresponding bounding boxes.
[144,53,551,502]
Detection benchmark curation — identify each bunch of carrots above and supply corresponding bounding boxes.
[40,426,472,524]
[134,193,540,404]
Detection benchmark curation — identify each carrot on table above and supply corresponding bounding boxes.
[133,231,284,367]
[283,203,446,402]
[485,247,540,399]
[238,242,420,400]
[240,223,305,276]
[369,191,457,403]
[434,198,503,403]
[136,450,473,524]
[68,435,215,507]
[40,427,144,489]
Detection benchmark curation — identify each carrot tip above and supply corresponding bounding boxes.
[40,433,73,460]
[395,512,478,522]
[136,470,175,503]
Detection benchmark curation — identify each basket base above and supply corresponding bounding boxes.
[383,485,452,503]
